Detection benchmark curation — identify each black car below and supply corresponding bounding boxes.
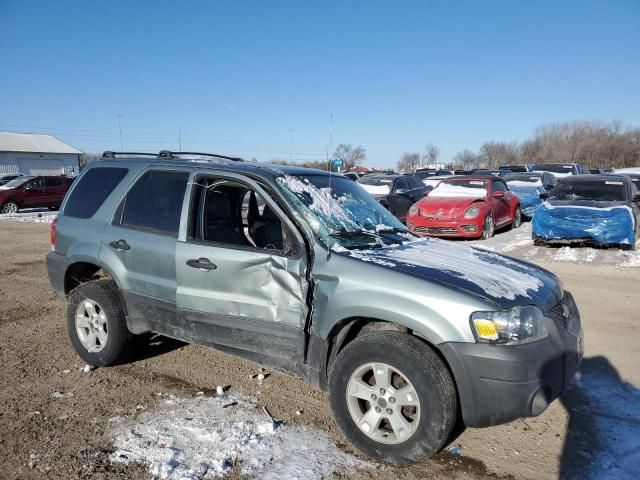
[501,164,532,173]
[357,174,429,222]
[472,168,512,177]
[0,173,24,186]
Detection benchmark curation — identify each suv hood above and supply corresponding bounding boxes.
[337,238,562,311]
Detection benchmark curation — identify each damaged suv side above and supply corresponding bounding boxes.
[47,154,584,465]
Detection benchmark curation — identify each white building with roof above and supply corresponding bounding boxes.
[0,132,82,176]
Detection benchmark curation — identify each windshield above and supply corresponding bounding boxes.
[276,174,412,249]
[430,179,488,198]
[2,177,31,188]
[357,176,394,195]
[533,164,574,174]
[502,165,528,172]
[549,180,628,202]
[414,171,434,180]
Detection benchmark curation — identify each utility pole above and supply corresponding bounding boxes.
[289,129,294,163]
[329,113,333,157]
[178,129,182,152]
[117,114,123,151]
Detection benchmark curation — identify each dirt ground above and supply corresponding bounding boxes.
[1,221,638,479]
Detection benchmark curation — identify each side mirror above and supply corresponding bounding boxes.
[492,190,505,198]
[633,193,640,203]
[540,192,549,200]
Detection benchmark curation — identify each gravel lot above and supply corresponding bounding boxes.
[1,221,638,479]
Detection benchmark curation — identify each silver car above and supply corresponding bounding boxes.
[47,152,583,465]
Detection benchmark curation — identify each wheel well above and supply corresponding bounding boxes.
[324,317,429,383]
[64,262,110,294]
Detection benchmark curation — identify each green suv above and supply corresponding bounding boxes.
[47,151,583,465]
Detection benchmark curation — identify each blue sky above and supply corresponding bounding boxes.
[1,0,639,167]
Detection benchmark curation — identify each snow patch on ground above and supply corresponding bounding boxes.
[470,222,640,267]
[109,394,369,479]
[0,211,56,223]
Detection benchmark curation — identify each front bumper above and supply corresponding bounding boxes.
[439,293,583,427]
[406,216,482,238]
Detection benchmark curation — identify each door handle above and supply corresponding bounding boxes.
[186,257,217,271]
[109,239,130,251]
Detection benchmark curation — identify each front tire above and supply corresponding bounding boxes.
[329,332,457,465]
[480,213,495,239]
[67,279,133,366]
[1,200,19,214]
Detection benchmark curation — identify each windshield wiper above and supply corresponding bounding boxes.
[329,230,381,240]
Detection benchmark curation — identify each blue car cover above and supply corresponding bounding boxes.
[510,186,544,217]
[532,201,636,245]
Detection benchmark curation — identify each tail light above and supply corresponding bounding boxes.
[50,217,57,251]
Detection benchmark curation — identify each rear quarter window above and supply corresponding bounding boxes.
[116,170,189,236]
[63,167,129,219]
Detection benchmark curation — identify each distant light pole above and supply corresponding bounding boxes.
[117,114,123,151]
[289,129,294,163]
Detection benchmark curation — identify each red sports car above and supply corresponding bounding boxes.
[405,176,522,239]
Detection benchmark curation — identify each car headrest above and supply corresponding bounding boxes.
[206,191,232,222]
[248,191,260,224]
[261,204,279,222]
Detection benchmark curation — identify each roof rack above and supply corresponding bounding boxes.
[158,150,243,162]
[102,151,159,158]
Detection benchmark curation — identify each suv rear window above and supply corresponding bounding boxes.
[118,170,188,236]
[64,167,128,219]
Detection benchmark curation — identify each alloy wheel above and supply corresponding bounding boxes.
[514,207,522,228]
[2,202,18,214]
[75,299,108,352]
[346,362,421,445]
[481,215,494,239]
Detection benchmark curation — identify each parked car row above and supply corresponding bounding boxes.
[351,166,639,250]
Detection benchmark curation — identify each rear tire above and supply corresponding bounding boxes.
[511,206,522,229]
[67,279,133,367]
[328,332,457,465]
[1,200,19,214]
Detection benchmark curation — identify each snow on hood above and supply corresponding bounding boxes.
[110,393,369,479]
[333,238,559,308]
[429,182,487,198]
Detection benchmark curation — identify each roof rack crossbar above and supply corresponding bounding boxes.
[102,151,159,159]
[158,150,243,162]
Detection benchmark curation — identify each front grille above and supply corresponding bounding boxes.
[415,227,458,235]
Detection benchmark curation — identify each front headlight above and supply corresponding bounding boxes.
[470,306,548,345]
[464,207,480,219]
[408,205,419,216]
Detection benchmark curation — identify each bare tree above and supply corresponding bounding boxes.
[422,143,440,167]
[333,144,367,170]
[397,152,421,173]
[452,149,481,171]
[479,141,518,167]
